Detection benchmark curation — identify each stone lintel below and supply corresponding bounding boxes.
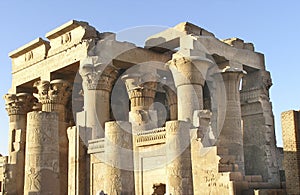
[217,60,244,71]
[145,22,214,51]
[221,66,247,75]
[9,38,50,72]
[174,22,215,37]
[45,20,97,40]
[46,20,98,57]
[9,38,50,58]
[146,23,265,70]
[222,37,255,51]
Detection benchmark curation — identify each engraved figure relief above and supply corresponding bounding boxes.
[203,170,218,195]
[61,32,72,44]
[107,167,121,194]
[29,127,55,146]
[27,167,41,191]
[25,51,33,61]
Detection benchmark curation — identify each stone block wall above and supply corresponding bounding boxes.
[281,110,300,195]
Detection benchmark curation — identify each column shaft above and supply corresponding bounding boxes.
[3,93,34,195]
[80,64,118,139]
[34,79,71,195]
[84,90,110,138]
[24,111,60,194]
[104,121,134,194]
[166,121,193,195]
[122,74,158,131]
[177,84,203,121]
[218,70,245,173]
[168,56,213,124]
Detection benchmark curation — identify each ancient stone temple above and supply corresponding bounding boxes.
[0,20,287,194]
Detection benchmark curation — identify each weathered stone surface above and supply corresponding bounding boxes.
[281,110,300,195]
[24,111,60,195]
[1,20,286,195]
[166,120,193,195]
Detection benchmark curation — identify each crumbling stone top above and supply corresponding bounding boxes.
[173,22,215,37]
[222,37,254,51]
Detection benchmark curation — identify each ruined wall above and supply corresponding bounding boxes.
[241,69,280,184]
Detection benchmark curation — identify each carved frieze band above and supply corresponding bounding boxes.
[136,127,166,147]
[87,138,105,154]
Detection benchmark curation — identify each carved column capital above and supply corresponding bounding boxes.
[80,63,118,91]
[4,93,35,115]
[167,56,214,87]
[220,66,246,81]
[122,73,158,110]
[34,79,71,106]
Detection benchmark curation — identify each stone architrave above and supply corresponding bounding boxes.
[167,56,213,124]
[34,79,71,195]
[104,121,134,194]
[165,120,193,195]
[24,111,60,195]
[80,60,119,139]
[3,93,34,195]
[122,73,158,131]
[217,66,245,174]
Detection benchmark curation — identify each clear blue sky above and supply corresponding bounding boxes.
[0,0,299,155]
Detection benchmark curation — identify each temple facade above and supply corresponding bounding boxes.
[0,20,287,194]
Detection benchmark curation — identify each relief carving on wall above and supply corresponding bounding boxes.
[25,51,33,61]
[61,32,72,44]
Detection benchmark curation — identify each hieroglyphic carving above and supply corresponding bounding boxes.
[25,51,33,61]
[104,121,134,194]
[165,121,193,194]
[27,167,41,191]
[24,111,60,194]
[61,32,72,44]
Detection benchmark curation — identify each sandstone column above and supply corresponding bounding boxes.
[67,126,87,195]
[122,73,158,131]
[167,56,213,123]
[166,120,193,195]
[104,121,134,194]
[3,93,34,195]
[163,85,178,120]
[24,111,60,194]
[34,79,71,195]
[217,67,245,174]
[80,63,118,139]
